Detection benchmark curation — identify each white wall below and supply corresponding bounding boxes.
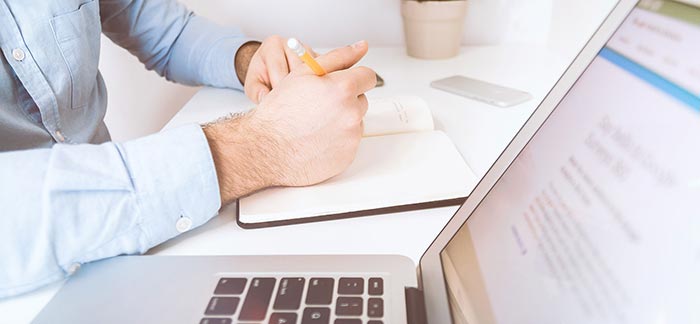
[101,0,615,141]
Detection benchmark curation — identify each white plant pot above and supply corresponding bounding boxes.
[401,0,468,59]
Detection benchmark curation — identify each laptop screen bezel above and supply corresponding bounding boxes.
[415,0,640,322]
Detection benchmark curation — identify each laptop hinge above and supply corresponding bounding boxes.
[405,287,428,324]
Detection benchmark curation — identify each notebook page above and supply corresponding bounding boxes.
[239,130,478,224]
[363,96,434,137]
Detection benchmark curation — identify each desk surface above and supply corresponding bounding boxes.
[0,45,576,323]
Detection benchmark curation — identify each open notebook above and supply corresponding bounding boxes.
[237,96,479,228]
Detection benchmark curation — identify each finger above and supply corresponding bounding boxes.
[314,40,368,74]
[331,66,378,95]
[284,42,305,69]
[257,87,270,104]
[304,44,319,58]
[245,77,271,104]
[264,45,291,88]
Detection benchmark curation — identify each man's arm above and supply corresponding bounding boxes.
[0,125,222,298]
[99,0,252,89]
[0,42,375,298]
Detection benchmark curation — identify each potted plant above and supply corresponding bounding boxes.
[401,0,469,59]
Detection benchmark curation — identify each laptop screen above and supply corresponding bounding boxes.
[440,1,700,323]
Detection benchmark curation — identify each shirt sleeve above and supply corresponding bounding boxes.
[99,0,253,89]
[0,124,221,298]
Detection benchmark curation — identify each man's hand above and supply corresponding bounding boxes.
[205,41,375,204]
[238,35,318,104]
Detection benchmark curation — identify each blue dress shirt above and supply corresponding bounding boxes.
[0,0,250,298]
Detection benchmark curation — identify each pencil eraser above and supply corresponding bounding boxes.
[287,38,301,51]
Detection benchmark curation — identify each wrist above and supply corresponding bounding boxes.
[202,112,282,204]
[234,41,262,85]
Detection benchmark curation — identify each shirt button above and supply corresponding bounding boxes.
[55,130,65,143]
[68,263,81,275]
[176,216,193,233]
[12,48,25,61]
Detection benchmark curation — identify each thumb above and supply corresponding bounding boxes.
[314,40,368,74]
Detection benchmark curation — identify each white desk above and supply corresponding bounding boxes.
[0,45,575,323]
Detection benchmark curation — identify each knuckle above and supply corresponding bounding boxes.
[335,79,355,95]
[356,65,374,74]
[357,66,377,86]
[359,95,369,107]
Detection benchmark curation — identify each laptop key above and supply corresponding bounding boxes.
[301,307,330,324]
[367,321,383,324]
[200,318,233,324]
[306,278,334,305]
[335,297,363,316]
[204,296,240,316]
[269,312,298,324]
[334,319,361,324]
[273,277,305,310]
[214,277,247,295]
[368,298,384,318]
[239,277,276,321]
[368,278,383,295]
[337,278,364,295]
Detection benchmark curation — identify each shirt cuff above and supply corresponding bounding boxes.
[120,124,221,250]
[170,14,254,89]
[206,37,257,90]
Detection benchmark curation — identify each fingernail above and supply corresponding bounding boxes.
[351,40,366,49]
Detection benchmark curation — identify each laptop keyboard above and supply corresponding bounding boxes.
[201,276,386,324]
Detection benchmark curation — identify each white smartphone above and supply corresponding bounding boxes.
[430,75,532,107]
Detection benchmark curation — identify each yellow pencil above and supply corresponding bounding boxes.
[287,38,326,76]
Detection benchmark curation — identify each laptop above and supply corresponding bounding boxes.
[34,0,700,322]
